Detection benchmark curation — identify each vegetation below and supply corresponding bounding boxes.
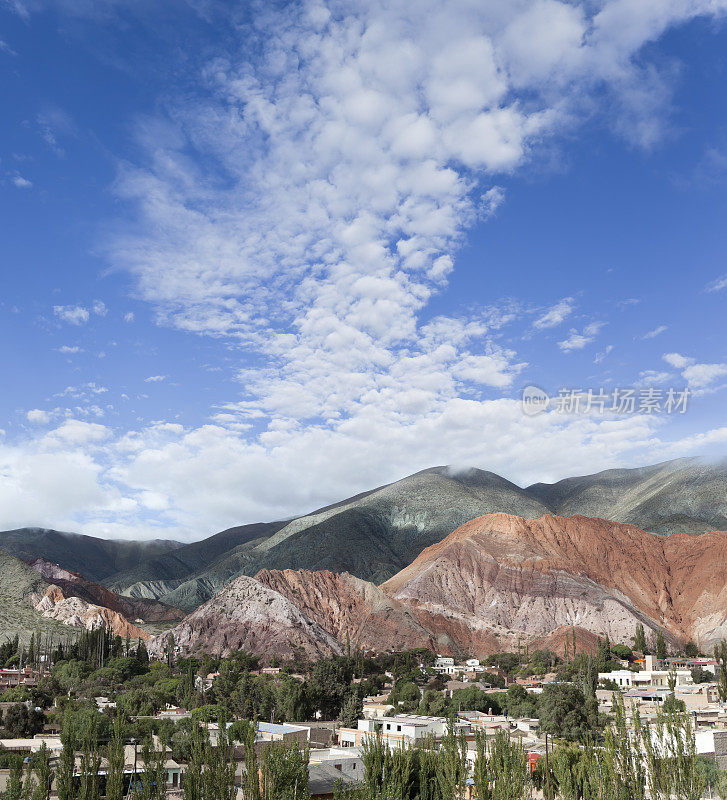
[0,627,721,800]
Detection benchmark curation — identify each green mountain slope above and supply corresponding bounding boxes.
[0,549,76,645]
[0,528,182,583]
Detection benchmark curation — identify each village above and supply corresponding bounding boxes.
[0,635,726,799]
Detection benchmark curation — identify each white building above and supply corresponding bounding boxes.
[309,745,364,781]
[433,656,458,676]
[599,668,693,689]
[339,714,470,750]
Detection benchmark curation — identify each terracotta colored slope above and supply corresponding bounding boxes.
[28,557,183,623]
[382,513,727,647]
[35,585,150,640]
[255,568,453,654]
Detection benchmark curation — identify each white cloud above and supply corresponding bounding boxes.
[706,275,727,293]
[594,344,614,363]
[12,175,32,188]
[26,409,50,425]
[534,297,575,329]
[92,300,107,316]
[108,0,727,434]
[558,321,605,351]
[123,312,135,323]
[57,345,83,354]
[662,352,727,389]
[53,304,89,325]
[144,375,168,383]
[638,370,672,386]
[682,362,727,389]
[643,325,667,339]
[1,0,726,539]
[479,186,506,219]
[663,352,693,369]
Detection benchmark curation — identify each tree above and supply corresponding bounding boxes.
[656,630,667,661]
[716,640,727,703]
[237,719,261,800]
[538,684,595,742]
[106,714,126,800]
[4,704,44,737]
[309,658,353,719]
[634,623,647,653]
[338,692,363,729]
[56,710,76,800]
[504,685,537,719]
[685,641,700,657]
[31,742,53,800]
[260,739,310,800]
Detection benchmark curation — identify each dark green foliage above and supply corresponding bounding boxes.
[3,703,45,737]
[656,630,667,661]
[538,683,601,742]
[339,691,363,729]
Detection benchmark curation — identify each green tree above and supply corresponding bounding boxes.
[634,623,647,653]
[56,710,76,800]
[338,692,363,729]
[715,640,727,703]
[260,740,310,800]
[656,630,667,661]
[106,714,126,800]
[538,683,595,742]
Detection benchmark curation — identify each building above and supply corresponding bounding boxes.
[0,667,39,689]
[256,721,310,746]
[308,762,356,799]
[433,656,457,676]
[339,714,470,750]
[599,666,694,689]
[309,745,364,782]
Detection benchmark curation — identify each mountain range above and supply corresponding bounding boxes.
[150,511,727,660]
[4,457,725,613]
[4,456,727,657]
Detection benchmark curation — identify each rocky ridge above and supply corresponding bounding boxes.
[157,513,727,660]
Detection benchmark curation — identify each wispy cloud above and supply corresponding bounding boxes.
[643,325,667,339]
[12,175,32,188]
[533,297,575,330]
[706,275,727,293]
[144,375,167,383]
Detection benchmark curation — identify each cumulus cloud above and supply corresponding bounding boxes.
[2,0,727,538]
[53,304,89,325]
[123,312,134,323]
[92,300,107,316]
[662,352,727,389]
[12,175,32,188]
[144,375,167,383]
[57,345,83,354]
[26,409,50,425]
[109,0,727,434]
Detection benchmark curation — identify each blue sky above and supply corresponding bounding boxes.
[1,0,727,541]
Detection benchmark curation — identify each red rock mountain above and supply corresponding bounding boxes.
[382,513,727,649]
[28,558,183,624]
[34,585,151,640]
[149,574,343,660]
[155,514,727,660]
